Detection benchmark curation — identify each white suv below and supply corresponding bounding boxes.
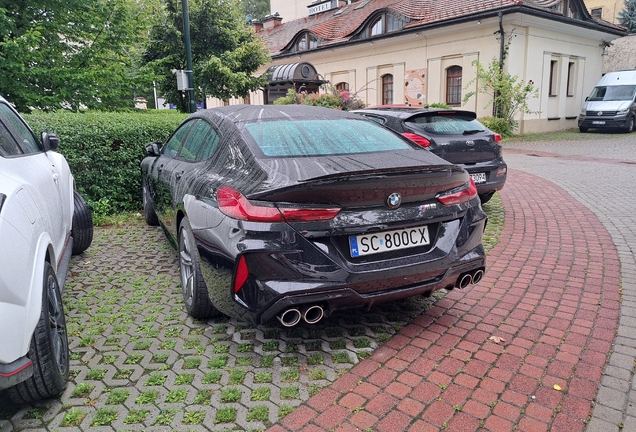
[0,96,93,403]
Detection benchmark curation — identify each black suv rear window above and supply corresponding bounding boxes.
[406,114,486,135]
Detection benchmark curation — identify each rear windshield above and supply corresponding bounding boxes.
[243,118,411,157]
[405,114,486,135]
[589,85,636,102]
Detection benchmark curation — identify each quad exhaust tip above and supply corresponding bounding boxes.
[277,308,302,327]
[277,305,325,327]
[456,269,485,289]
[303,305,324,325]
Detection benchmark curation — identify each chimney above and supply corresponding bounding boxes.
[262,12,283,29]
[250,19,263,31]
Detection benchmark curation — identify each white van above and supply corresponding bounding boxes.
[578,69,636,133]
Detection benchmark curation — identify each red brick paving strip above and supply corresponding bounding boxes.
[268,169,620,431]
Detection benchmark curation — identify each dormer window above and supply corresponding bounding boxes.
[369,13,401,36]
[296,32,319,51]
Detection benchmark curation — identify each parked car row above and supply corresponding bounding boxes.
[1,97,499,403]
[0,96,93,403]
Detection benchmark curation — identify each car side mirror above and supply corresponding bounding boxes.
[585,96,589,101]
[41,132,59,152]
[145,142,161,156]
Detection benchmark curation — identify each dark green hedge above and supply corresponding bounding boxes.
[25,110,188,214]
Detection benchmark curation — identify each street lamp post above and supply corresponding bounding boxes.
[182,0,197,114]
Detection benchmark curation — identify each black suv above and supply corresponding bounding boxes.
[353,106,507,203]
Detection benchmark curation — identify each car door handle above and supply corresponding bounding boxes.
[176,171,183,180]
[52,173,59,182]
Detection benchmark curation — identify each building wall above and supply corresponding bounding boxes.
[270,0,309,21]
[229,12,610,133]
[583,0,626,23]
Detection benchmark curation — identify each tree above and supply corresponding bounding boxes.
[463,59,539,135]
[0,0,157,112]
[142,0,270,112]
[241,0,270,21]
[618,0,636,33]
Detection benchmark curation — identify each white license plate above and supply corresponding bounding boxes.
[349,225,430,257]
[592,121,605,125]
[470,173,486,184]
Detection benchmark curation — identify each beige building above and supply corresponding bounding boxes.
[583,0,626,23]
[208,0,626,133]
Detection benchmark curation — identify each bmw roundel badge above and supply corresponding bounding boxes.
[387,192,402,209]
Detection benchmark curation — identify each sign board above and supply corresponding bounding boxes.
[176,70,190,91]
[308,0,336,16]
[404,69,427,106]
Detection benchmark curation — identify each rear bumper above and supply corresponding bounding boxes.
[0,356,33,390]
[196,201,487,325]
[258,246,485,324]
[462,160,507,195]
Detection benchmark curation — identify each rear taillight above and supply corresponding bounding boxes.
[436,178,478,206]
[493,133,502,143]
[217,186,340,222]
[401,132,431,147]
[234,255,249,293]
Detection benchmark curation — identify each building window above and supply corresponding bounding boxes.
[370,16,383,36]
[382,74,393,105]
[591,8,602,18]
[335,82,349,91]
[446,66,462,106]
[369,13,401,36]
[296,32,318,51]
[567,62,575,96]
[549,60,558,96]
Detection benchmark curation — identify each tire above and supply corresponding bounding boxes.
[479,191,495,204]
[143,183,159,226]
[8,262,69,403]
[71,191,93,255]
[625,116,635,133]
[579,126,588,133]
[178,217,219,319]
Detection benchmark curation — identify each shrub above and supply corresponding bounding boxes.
[479,116,513,138]
[274,86,365,111]
[25,110,187,215]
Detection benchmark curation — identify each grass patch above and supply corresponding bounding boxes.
[254,371,272,383]
[251,386,271,401]
[247,405,269,422]
[221,387,242,402]
[183,410,206,425]
[91,407,118,426]
[60,408,87,427]
[202,370,223,384]
[71,383,93,398]
[124,408,149,424]
[214,407,236,424]
[165,389,188,403]
[106,389,129,404]
[136,389,159,404]
[280,386,300,399]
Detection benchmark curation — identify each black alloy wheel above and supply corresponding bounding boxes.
[178,218,219,319]
[8,262,69,403]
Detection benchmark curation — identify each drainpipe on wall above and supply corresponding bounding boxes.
[498,12,505,69]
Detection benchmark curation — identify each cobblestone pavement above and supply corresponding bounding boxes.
[504,134,636,432]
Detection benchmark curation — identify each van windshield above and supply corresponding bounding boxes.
[588,85,636,102]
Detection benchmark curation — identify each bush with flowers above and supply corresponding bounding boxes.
[273,85,365,111]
